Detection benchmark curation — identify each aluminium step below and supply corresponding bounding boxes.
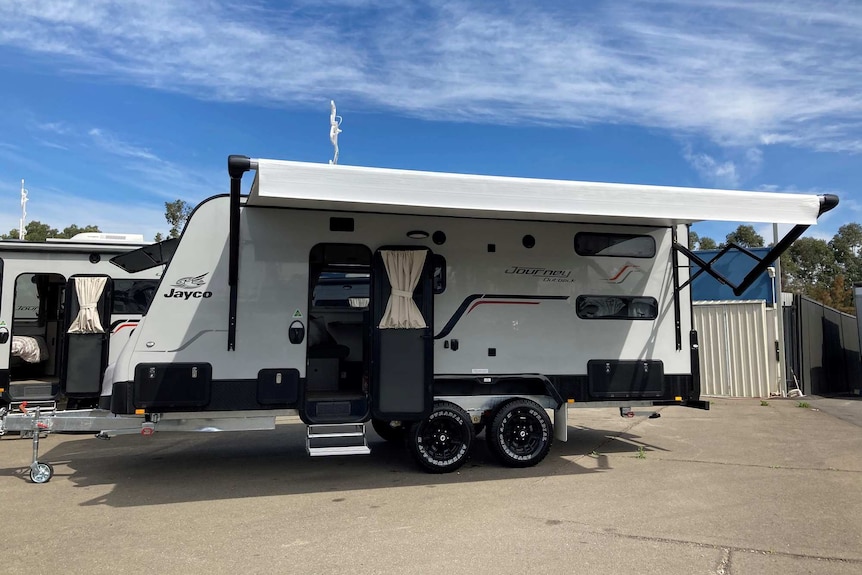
[306,423,371,457]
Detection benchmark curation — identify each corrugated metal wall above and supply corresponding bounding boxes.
[694,301,780,397]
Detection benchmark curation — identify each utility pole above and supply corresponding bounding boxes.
[773,223,786,396]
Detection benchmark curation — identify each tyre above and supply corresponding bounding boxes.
[30,462,54,484]
[486,398,553,468]
[408,401,474,473]
[371,418,406,443]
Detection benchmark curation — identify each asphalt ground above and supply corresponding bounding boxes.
[1,396,860,575]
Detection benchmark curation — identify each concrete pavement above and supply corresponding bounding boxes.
[1,397,860,574]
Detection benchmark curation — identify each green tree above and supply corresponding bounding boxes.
[699,236,718,250]
[1,221,101,241]
[59,224,101,238]
[1,220,59,241]
[808,274,854,314]
[829,223,862,284]
[723,225,764,248]
[782,237,838,294]
[165,199,192,239]
[689,230,718,250]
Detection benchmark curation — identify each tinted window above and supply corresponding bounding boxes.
[13,274,41,321]
[112,279,159,314]
[576,295,658,320]
[312,273,370,308]
[13,273,65,325]
[575,233,656,258]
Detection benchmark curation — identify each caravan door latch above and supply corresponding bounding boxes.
[288,320,305,344]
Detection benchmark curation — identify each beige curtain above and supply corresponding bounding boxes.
[67,276,107,334]
[378,250,427,329]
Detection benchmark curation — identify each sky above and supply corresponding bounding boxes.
[0,0,860,244]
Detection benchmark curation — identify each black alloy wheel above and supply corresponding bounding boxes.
[408,401,474,473]
[487,398,553,468]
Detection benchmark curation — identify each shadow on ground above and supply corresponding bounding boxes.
[0,420,663,507]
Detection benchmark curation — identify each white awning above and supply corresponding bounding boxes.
[378,250,427,329]
[247,159,825,227]
[67,276,107,334]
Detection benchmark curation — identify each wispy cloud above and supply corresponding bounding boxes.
[682,146,740,188]
[37,122,72,135]
[31,121,219,202]
[88,128,159,161]
[1,0,860,153]
[1,122,220,240]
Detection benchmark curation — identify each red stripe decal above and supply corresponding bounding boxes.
[608,265,635,282]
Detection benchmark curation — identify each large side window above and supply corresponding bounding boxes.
[577,295,658,320]
[575,233,656,258]
[111,279,160,315]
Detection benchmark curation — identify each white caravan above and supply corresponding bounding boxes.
[1,157,836,482]
[0,235,171,410]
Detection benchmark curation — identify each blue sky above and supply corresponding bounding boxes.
[1,0,860,243]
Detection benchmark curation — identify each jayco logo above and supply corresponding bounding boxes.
[172,273,208,289]
[164,273,213,300]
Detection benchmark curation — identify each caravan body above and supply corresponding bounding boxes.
[93,157,835,473]
[0,236,163,407]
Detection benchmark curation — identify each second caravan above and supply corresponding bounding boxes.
[0,235,173,410]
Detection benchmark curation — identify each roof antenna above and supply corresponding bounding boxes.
[19,179,28,240]
[329,100,342,165]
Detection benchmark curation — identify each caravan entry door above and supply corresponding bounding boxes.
[371,247,433,421]
[61,274,113,398]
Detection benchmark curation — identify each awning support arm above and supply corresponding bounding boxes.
[674,194,838,297]
[227,155,255,351]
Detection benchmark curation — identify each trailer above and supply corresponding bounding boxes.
[1,157,837,482]
[0,234,172,411]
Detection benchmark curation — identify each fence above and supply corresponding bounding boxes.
[783,294,861,396]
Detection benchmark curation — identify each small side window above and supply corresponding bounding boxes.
[576,295,658,320]
[432,254,446,294]
[575,233,656,258]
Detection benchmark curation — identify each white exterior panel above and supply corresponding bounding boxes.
[124,197,692,382]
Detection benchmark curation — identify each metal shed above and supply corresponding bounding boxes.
[694,300,781,398]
